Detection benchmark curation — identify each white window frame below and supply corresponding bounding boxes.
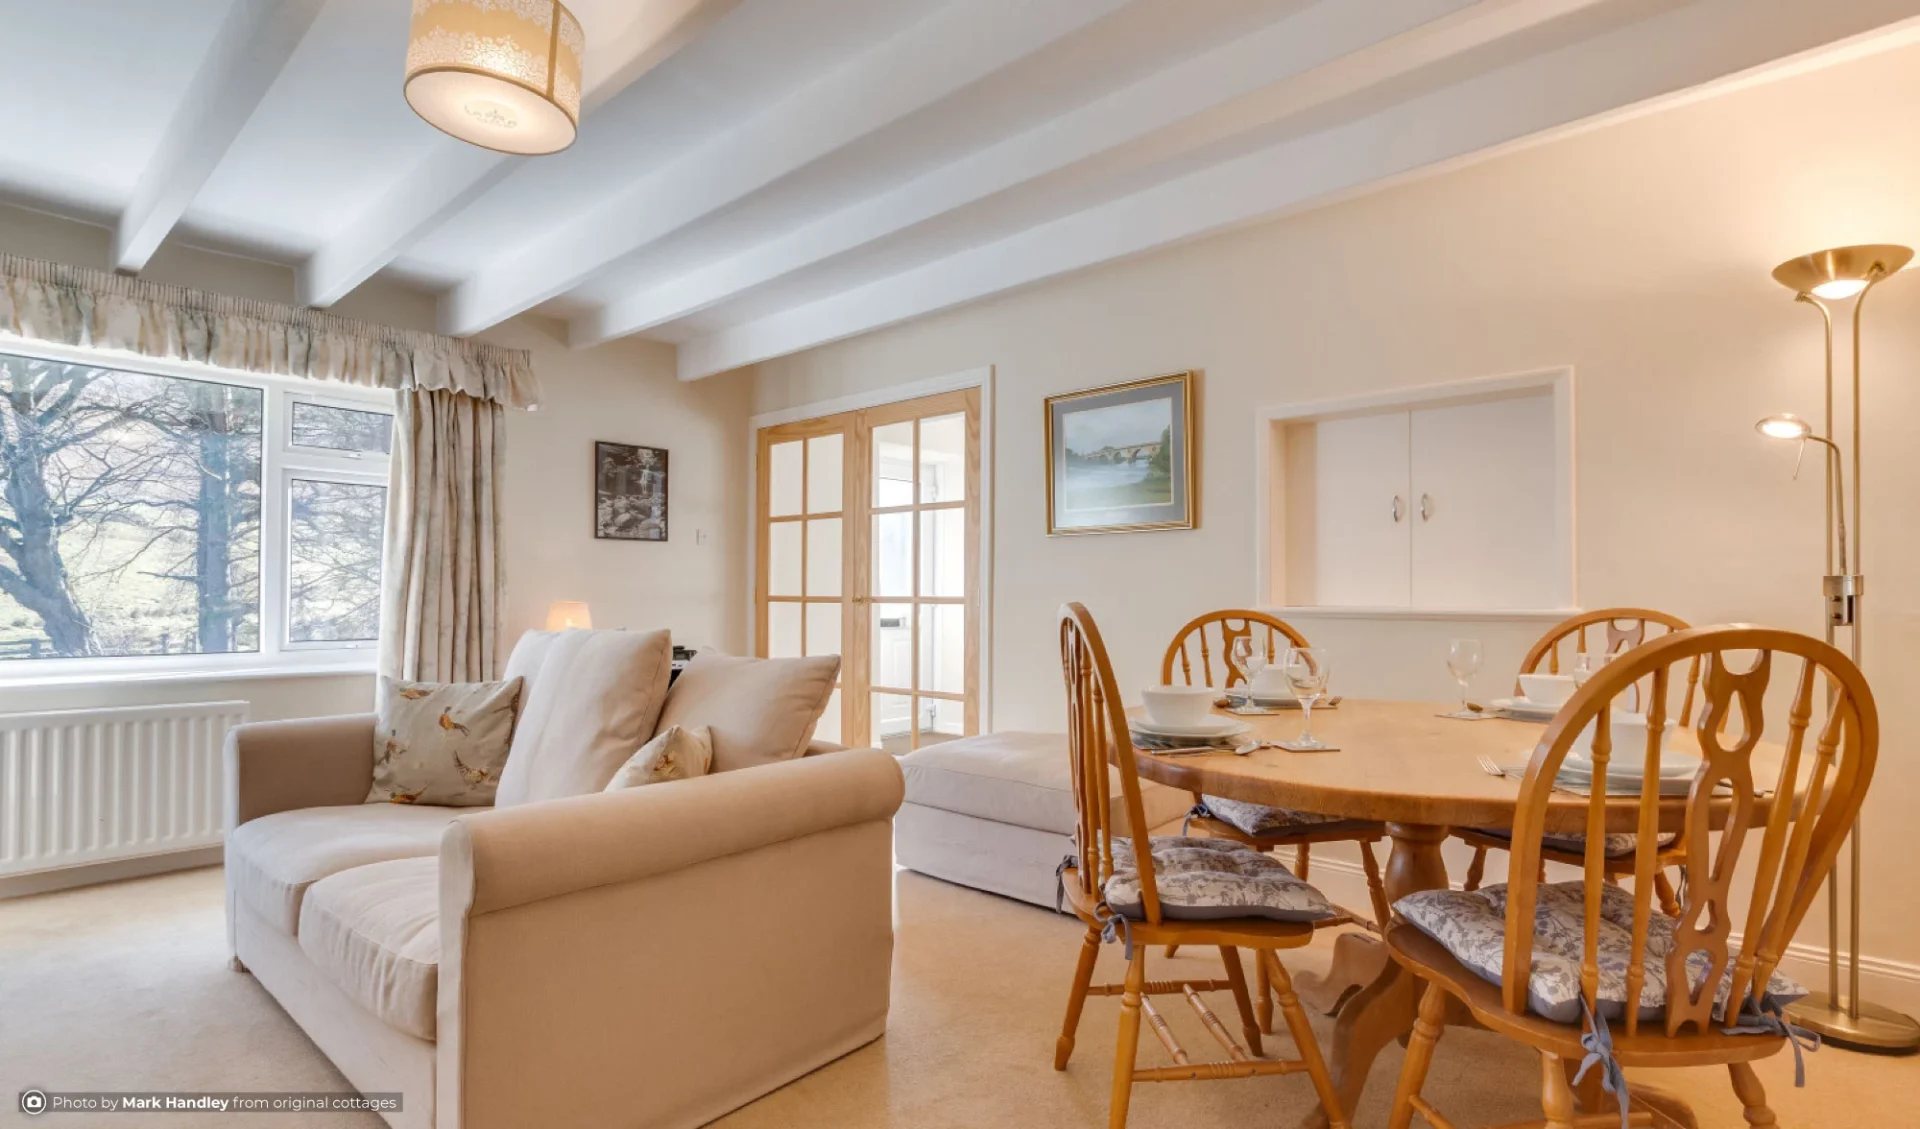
[0,335,394,684]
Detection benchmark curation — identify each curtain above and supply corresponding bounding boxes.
[0,253,540,409]
[380,387,508,682]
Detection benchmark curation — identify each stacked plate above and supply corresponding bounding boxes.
[1489,696,1561,721]
[1130,715,1252,751]
[1554,748,1701,797]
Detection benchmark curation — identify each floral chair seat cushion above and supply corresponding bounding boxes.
[1472,828,1677,858]
[1102,836,1338,924]
[1199,795,1364,836]
[1395,880,1804,1024]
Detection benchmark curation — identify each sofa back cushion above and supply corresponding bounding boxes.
[367,675,523,806]
[494,628,674,806]
[654,653,839,774]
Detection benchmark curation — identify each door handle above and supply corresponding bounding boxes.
[1391,496,1405,523]
[1419,493,1434,522]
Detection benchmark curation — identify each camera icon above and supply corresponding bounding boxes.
[19,1089,48,1115]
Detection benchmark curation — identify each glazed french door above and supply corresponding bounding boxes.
[756,389,980,752]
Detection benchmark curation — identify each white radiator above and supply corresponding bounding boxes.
[0,701,248,877]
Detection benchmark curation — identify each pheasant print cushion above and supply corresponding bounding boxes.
[368,676,524,806]
[1395,880,1805,1024]
[1102,836,1338,924]
[603,725,713,791]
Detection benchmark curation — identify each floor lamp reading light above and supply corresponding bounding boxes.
[1757,242,1920,1051]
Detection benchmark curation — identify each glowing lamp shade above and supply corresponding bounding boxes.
[1771,244,1913,299]
[405,0,583,156]
[1755,413,1813,441]
[1811,279,1869,301]
[545,600,592,630]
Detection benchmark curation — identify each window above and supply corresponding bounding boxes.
[0,344,393,671]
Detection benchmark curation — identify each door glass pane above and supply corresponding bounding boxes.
[815,688,842,744]
[806,434,843,514]
[767,521,802,597]
[768,440,803,517]
[767,602,802,658]
[919,412,966,503]
[805,602,841,658]
[926,698,965,743]
[918,508,964,598]
[919,603,965,695]
[872,512,912,598]
[872,602,912,690]
[805,518,841,597]
[289,479,386,643]
[872,692,914,754]
[872,421,914,506]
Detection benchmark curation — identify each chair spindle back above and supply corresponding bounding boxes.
[1520,607,1700,721]
[1500,625,1877,1038]
[1162,609,1311,689]
[1060,602,1165,925]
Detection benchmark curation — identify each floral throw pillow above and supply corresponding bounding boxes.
[368,675,524,806]
[603,725,713,791]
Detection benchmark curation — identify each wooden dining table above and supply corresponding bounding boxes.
[1130,697,1780,1129]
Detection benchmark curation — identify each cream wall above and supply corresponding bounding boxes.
[0,204,751,723]
[748,47,1920,1001]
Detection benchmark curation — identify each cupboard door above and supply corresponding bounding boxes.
[1409,394,1557,608]
[1296,411,1411,607]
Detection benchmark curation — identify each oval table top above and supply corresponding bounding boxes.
[1129,698,1782,833]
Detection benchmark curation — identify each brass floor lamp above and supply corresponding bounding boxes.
[1756,243,1920,1051]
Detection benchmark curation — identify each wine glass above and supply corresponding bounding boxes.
[1228,637,1266,705]
[1445,639,1482,718]
[1280,647,1332,750]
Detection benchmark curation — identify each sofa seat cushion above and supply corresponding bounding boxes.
[227,804,462,936]
[1198,795,1373,836]
[1395,880,1804,1024]
[299,857,441,1041]
[899,732,1189,837]
[1103,837,1338,924]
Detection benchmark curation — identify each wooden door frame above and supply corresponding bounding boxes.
[747,366,995,735]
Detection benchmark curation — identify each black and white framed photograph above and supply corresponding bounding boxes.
[594,441,668,541]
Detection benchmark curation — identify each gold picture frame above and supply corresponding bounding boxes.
[1044,371,1195,536]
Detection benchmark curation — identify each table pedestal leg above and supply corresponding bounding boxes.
[1293,823,1450,1129]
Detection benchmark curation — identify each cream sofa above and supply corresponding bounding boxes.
[223,632,903,1129]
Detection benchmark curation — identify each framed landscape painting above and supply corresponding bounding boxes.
[594,441,668,541]
[1044,372,1194,535]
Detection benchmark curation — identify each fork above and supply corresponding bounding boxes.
[1476,754,1505,778]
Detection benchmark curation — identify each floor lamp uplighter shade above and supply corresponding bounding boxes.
[1761,242,1919,1052]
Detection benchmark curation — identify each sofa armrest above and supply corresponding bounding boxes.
[443,747,902,914]
[435,748,904,1129]
[223,714,377,828]
[803,737,848,756]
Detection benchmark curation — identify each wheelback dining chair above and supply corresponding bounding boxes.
[1054,603,1350,1129]
[1160,610,1393,1031]
[1388,624,1875,1129]
[1455,609,1701,915]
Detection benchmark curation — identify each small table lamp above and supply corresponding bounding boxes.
[545,601,592,631]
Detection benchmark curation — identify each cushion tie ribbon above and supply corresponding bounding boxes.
[1182,802,1212,835]
[1054,854,1077,913]
[1573,999,1631,1129]
[1722,994,1819,1087]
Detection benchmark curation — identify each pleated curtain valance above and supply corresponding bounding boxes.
[0,253,541,409]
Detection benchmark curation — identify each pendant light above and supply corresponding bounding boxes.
[404,0,584,156]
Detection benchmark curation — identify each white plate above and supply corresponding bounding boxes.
[1563,749,1699,780]
[1130,716,1253,740]
[1491,696,1560,719]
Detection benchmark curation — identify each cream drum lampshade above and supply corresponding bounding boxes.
[404,0,584,156]
[545,601,592,630]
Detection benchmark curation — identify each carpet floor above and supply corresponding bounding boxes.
[3,865,1915,1128]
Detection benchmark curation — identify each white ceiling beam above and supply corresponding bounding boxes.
[114,0,327,273]
[297,0,740,308]
[440,0,1134,338]
[571,0,1615,347]
[677,0,1920,380]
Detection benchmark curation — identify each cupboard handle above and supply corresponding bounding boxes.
[1391,496,1405,523]
[1419,493,1434,521]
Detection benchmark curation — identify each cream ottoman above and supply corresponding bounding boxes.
[895,731,1192,909]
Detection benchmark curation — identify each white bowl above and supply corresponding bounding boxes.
[1247,666,1290,695]
[1567,710,1682,761]
[1141,685,1218,728]
[1518,673,1577,707]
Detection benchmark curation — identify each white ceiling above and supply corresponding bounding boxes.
[4,0,1919,380]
